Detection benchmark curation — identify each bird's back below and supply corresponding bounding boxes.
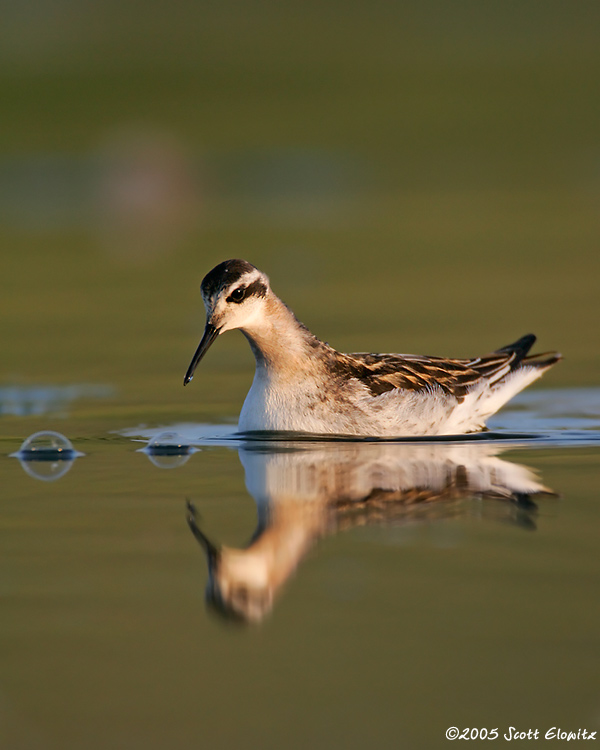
[309,334,561,436]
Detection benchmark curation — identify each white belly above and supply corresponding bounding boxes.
[237,369,455,436]
[237,363,545,437]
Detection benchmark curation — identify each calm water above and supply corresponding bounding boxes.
[2,4,600,746]
[2,389,599,749]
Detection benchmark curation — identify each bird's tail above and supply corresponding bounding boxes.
[495,334,562,374]
[471,334,562,422]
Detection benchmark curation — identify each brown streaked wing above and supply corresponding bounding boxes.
[345,349,521,399]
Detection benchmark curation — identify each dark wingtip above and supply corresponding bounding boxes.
[493,334,562,374]
[497,333,537,357]
[524,350,563,370]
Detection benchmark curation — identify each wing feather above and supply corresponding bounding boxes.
[336,334,552,400]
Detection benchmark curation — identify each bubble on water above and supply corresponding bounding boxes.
[146,431,191,455]
[10,431,84,481]
[17,431,76,460]
[143,431,196,469]
[146,452,193,469]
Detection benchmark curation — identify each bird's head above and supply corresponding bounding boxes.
[184,259,270,385]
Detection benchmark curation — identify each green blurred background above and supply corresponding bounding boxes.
[1,0,599,434]
[2,6,600,747]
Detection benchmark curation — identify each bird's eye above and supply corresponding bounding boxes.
[228,287,246,303]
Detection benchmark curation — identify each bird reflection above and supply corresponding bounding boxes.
[187,442,553,624]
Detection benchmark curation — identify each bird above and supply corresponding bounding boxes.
[183,259,561,437]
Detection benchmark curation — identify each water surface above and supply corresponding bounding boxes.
[2,389,599,749]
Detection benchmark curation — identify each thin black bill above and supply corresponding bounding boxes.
[183,323,220,385]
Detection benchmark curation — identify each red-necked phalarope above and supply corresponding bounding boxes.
[183,259,561,436]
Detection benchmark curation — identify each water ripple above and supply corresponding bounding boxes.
[120,388,600,449]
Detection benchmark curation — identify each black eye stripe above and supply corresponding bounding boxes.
[201,259,257,298]
[226,280,268,304]
[245,280,268,299]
